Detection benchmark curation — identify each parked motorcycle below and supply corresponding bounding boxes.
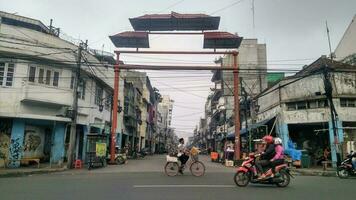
[234,154,293,187]
[337,151,356,179]
[107,146,127,165]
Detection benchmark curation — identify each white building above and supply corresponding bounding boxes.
[0,11,122,168]
[254,57,356,167]
[156,95,174,152]
[209,38,267,151]
[335,14,356,62]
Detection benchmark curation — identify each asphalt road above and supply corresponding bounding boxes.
[0,155,355,200]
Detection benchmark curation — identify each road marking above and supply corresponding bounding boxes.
[133,185,235,188]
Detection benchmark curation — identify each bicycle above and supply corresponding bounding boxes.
[164,148,206,177]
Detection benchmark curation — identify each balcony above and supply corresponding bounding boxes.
[20,82,72,107]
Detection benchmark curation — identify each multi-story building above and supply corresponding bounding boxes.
[254,57,356,167]
[335,14,356,64]
[209,38,267,152]
[0,11,118,168]
[156,95,174,152]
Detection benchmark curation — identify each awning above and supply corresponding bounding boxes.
[249,117,275,130]
[226,128,248,140]
[225,117,276,140]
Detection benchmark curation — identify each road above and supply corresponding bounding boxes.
[0,155,354,200]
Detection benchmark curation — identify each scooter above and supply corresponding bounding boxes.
[107,146,127,165]
[234,154,293,187]
[337,151,356,179]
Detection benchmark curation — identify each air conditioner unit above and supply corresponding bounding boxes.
[57,107,71,118]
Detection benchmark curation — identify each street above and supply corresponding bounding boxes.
[0,155,355,200]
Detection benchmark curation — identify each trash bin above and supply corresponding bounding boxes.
[301,154,311,168]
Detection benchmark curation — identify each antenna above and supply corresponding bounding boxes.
[326,21,333,61]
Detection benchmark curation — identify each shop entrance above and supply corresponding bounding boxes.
[288,123,330,166]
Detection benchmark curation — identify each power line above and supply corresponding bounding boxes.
[158,0,186,13]
[210,0,246,15]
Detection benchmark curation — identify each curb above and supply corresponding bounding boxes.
[0,168,67,178]
[291,169,337,177]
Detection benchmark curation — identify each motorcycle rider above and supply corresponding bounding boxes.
[270,137,285,178]
[256,135,275,179]
[352,151,356,171]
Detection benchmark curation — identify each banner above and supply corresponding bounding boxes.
[96,142,107,157]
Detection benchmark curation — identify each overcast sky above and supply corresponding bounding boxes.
[1,0,355,139]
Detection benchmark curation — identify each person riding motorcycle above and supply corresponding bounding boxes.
[256,135,275,179]
[270,137,285,177]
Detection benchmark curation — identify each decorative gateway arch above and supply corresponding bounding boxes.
[108,12,243,163]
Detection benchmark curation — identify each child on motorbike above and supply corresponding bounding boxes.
[270,137,285,178]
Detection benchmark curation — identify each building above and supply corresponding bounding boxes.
[254,57,356,167]
[0,11,118,168]
[335,14,356,64]
[156,95,174,152]
[208,38,267,152]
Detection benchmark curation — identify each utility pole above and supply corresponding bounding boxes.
[323,62,340,165]
[233,51,241,160]
[67,42,83,169]
[241,80,249,153]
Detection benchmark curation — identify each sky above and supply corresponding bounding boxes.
[1,0,355,139]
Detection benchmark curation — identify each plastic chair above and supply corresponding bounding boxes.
[74,159,82,169]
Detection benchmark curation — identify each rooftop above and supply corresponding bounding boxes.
[129,11,220,31]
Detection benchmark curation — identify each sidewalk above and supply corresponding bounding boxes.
[291,168,337,177]
[0,164,66,178]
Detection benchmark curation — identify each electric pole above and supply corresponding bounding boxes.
[67,42,83,169]
[323,62,340,165]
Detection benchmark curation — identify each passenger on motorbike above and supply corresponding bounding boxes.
[256,135,275,179]
[270,137,285,178]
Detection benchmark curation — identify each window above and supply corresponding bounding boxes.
[296,101,307,109]
[78,79,86,100]
[70,76,75,89]
[340,98,356,107]
[28,66,36,82]
[45,70,51,85]
[309,101,318,109]
[95,84,103,105]
[104,92,112,111]
[38,68,44,84]
[287,99,329,111]
[53,71,59,87]
[0,62,15,87]
[0,63,4,85]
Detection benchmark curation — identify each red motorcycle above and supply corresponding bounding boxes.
[234,154,293,187]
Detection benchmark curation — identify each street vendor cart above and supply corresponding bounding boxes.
[86,134,107,170]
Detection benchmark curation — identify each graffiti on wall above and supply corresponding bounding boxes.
[24,131,41,151]
[8,138,21,168]
[23,126,45,159]
[0,119,12,167]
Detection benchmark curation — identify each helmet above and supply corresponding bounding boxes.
[274,137,283,145]
[262,135,273,144]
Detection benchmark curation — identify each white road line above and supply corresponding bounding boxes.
[133,185,236,188]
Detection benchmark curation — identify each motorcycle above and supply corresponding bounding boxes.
[337,151,356,179]
[107,146,127,165]
[234,154,293,187]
